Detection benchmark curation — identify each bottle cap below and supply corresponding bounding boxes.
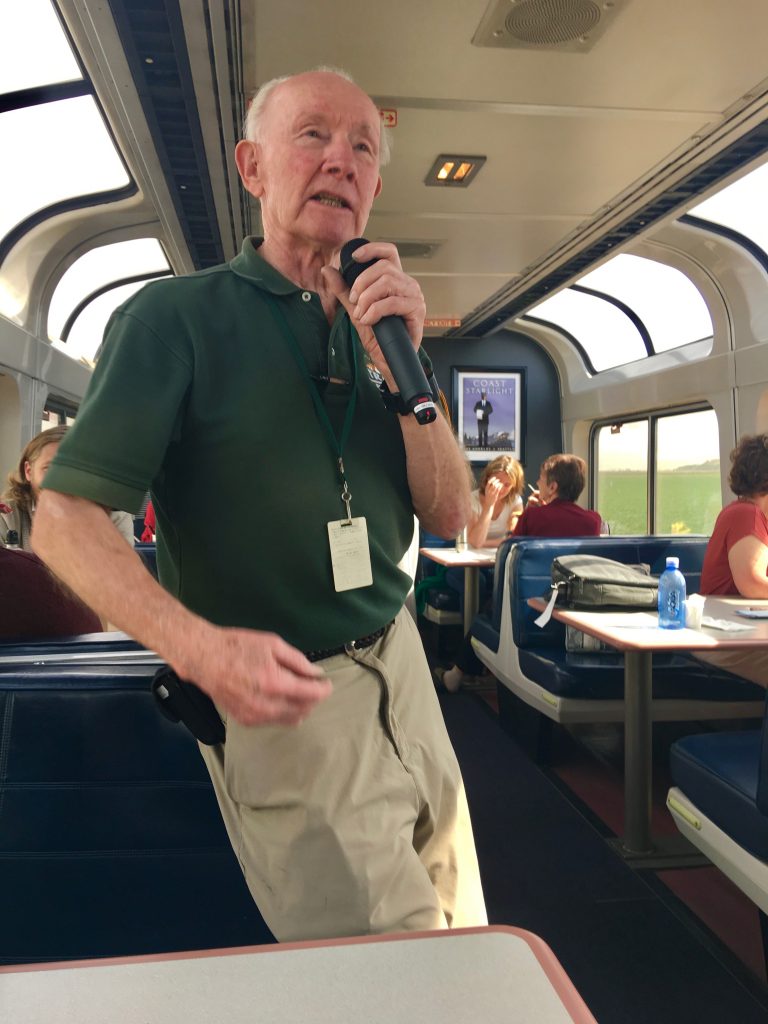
[666,556,679,569]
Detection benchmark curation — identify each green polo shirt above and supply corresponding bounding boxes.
[43,238,424,651]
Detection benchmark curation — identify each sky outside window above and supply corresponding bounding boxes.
[0,97,129,244]
[0,0,81,93]
[48,238,170,342]
[577,254,712,353]
[689,160,768,263]
[528,288,647,371]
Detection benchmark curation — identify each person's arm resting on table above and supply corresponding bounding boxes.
[32,492,332,726]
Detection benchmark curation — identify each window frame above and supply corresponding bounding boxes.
[589,402,717,535]
[0,13,138,266]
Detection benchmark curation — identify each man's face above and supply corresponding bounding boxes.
[25,442,59,501]
[241,72,383,254]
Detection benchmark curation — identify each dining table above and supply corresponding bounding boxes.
[0,925,597,1024]
[420,545,497,634]
[527,594,768,863]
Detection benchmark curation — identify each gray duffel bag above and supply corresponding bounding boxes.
[551,554,659,610]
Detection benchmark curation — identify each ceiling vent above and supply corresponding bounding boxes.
[383,240,444,259]
[472,0,629,52]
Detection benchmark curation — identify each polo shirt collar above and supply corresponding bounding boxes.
[230,236,302,295]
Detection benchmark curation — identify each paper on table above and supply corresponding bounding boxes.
[701,616,755,632]
[602,612,660,629]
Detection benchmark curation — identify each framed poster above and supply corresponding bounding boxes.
[452,367,525,464]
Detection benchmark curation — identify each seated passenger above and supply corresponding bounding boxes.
[695,433,768,687]
[441,456,525,610]
[437,453,601,692]
[467,455,526,549]
[0,426,135,549]
[512,453,602,537]
[0,546,101,640]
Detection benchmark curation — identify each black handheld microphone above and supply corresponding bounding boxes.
[340,238,437,425]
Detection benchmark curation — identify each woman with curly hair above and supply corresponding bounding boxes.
[700,433,768,597]
[697,432,768,685]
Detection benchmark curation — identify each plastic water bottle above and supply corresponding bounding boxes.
[658,556,686,629]
[5,529,20,550]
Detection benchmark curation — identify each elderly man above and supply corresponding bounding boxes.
[32,68,486,940]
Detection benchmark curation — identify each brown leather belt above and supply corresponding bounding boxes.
[305,621,393,663]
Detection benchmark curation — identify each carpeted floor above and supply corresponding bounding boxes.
[440,691,768,1024]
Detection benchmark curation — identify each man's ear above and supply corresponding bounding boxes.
[235,140,263,199]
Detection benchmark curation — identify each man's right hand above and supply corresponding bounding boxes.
[176,626,333,728]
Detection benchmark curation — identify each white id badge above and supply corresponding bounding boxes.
[327,517,373,592]
[476,408,483,419]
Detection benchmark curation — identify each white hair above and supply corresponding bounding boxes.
[242,65,391,167]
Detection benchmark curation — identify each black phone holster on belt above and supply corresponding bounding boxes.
[151,666,225,746]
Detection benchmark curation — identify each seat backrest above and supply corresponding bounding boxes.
[507,535,711,650]
[757,706,768,815]
[135,541,158,579]
[0,661,271,963]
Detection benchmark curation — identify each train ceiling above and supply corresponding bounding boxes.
[65,0,768,338]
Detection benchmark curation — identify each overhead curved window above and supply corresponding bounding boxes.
[526,253,712,371]
[577,255,712,354]
[55,280,169,365]
[0,0,81,92]
[688,160,768,264]
[0,97,130,243]
[48,238,171,343]
[0,0,133,262]
[526,288,647,372]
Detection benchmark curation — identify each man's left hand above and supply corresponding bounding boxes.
[321,241,426,387]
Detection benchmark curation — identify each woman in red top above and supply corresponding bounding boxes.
[697,433,768,686]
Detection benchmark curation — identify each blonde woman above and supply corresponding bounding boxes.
[436,456,524,692]
[467,455,525,549]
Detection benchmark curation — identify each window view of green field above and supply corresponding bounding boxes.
[596,409,721,536]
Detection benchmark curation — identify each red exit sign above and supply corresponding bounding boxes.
[379,108,397,128]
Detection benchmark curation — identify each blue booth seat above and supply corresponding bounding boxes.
[135,540,158,579]
[471,535,765,730]
[0,643,273,964]
[668,707,768,916]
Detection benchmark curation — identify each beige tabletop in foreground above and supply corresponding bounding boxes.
[0,926,596,1024]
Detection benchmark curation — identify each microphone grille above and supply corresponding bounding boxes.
[340,237,371,287]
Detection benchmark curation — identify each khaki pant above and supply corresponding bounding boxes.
[199,609,487,941]
[693,649,768,689]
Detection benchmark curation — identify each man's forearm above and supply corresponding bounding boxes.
[399,413,471,538]
[32,491,209,676]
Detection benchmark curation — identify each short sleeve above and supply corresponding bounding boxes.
[43,293,193,515]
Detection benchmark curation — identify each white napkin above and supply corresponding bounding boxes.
[701,616,754,632]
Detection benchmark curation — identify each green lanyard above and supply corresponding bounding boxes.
[263,293,358,521]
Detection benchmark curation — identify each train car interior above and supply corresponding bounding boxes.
[2,1,768,1020]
